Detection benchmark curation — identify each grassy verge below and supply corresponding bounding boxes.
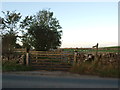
[70,60,119,78]
[2,60,33,72]
[3,64,33,72]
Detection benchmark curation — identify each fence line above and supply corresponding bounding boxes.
[13,48,119,70]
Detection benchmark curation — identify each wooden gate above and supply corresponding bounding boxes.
[30,51,73,71]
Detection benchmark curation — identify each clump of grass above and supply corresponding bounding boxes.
[70,60,119,78]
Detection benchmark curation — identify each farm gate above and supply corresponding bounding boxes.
[29,51,74,71]
[14,48,119,71]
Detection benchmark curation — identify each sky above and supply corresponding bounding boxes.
[0,1,118,48]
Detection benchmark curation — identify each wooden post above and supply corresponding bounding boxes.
[92,43,99,59]
[96,45,98,56]
[26,48,30,66]
[73,51,77,65]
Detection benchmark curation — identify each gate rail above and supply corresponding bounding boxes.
[30,51,73,71]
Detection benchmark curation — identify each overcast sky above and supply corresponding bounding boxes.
[0,1,118,48]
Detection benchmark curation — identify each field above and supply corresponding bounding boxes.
[63,46,120,53]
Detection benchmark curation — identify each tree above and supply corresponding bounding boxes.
[1,11,21,35]
[21,10,62,51]
[2,33,17,54]
[1,11,22,53]
[20,16,34,49]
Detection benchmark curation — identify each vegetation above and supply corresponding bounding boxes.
[1,11,22,54]
[0,10,118,76]
[2,61,33,72]
[63,48,120,53]
[102,46,120,48]
[1,9,62,71]
[2,52,33,72]
[70,60,119,78]
[1,9,62,51]
[3,64,33,72]
[20,10,62,51]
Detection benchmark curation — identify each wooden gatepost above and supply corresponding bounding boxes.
[92,43,99,63]
[73,48,79,66]
[26,48,30,66]
[92,43,99,56]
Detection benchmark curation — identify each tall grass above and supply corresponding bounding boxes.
[70,59,119,78]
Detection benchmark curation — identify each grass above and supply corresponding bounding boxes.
[64,49,120,53]
[63,46,120,53]
[70,60,119,78]
[2,60,33,72]
[3,64,33,72]
[102,46,120,48]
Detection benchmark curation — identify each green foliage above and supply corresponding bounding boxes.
[1,10,21,35]
[2,60,33,72]
[1,11,22,53]
[1,10,62,51]
[3,64,33,72]
[20,9,62,51]
[102,46,120,48]
[2,33,17,54]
